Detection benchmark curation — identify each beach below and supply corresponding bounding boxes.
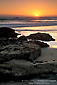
[0,0,57,84]
[0,16,57,85]
[38,47,57,63]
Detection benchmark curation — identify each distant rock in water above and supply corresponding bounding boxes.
[0,27,19,38]
[27,32,55,41]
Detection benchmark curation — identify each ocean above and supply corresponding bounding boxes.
[0,16,57,48]
[0,16,57,85]
[0,16,57,28]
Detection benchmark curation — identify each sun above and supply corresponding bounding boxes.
[36,15,38,17]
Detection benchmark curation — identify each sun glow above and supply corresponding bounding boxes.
[35,15,39,17]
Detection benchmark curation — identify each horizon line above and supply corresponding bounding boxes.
[0,14,57,17]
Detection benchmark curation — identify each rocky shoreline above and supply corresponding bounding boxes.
[0,27,56,82]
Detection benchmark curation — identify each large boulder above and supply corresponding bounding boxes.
[0,27,19,38]
[27,32,55,41]
[0,42,41,63]
[0,60,57,81]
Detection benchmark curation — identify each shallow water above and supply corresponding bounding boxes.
[13,25,57,48]
[0,78,57,85]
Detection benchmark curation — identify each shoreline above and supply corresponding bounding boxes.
[36,47,57,63]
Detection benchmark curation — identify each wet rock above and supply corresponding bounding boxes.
[27,41,49,47]
[39,74,49,79]
[0,38,18,46]
[0,27,19,38]
[0,43,41,63]
[34,61,44,63]
[27,32,55,41]
[0,60,57,81]
[18,35,27,41]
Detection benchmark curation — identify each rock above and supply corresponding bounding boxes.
[0,38,18,46]
[39,74,49,79]
[0,27,19,38]
[27,41,49,48]
[18,35,27,41]
[0,42,41,63]
[27,32,55,41]
[0,60,57,82]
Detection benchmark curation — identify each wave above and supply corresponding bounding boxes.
[0,21,57,28]
[0,16,57,28]
[15,29,57,32]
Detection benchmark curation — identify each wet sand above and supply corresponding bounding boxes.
[37,47,57,63]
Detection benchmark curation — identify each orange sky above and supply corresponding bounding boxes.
[0,0,57,16]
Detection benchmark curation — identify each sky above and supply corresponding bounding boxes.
[0,0,57,16]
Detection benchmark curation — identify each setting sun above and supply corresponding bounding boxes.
[0,0,57,16]
[36,15,39,17]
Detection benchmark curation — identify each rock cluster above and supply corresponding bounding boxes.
[18,32,55,48]
[0,38,41,82]
[0,27,56,82]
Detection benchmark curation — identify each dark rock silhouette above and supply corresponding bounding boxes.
[0,27,19,38]
[27,32,55,41]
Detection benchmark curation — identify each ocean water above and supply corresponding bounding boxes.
[0,16,57,85]
[0,16,57,28]
[0,16,57,48]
